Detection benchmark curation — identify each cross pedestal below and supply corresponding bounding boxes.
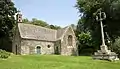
[93,45,119,61]
[93,10,119,61]
[100,45,109,54]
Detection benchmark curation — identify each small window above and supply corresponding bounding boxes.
[47,45,51,48]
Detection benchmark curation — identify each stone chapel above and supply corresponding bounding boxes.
[12,12,77,55]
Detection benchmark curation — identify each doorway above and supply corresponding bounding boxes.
[36,46,41,54]
[15,45,18,55]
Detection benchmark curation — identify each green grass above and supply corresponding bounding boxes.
[0,55,120,69]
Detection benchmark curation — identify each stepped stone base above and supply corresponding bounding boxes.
[93,45,119,61]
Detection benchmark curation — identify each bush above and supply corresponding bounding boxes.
[0,49,10,59]
[113,37,120,58]
[79,48,94,56]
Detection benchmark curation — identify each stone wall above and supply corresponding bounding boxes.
[12,24,77,56]
[61,27,77,55]
[20,39,55,55]
[12,25,21,55]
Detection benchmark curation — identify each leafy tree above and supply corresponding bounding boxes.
[71,24,76,30]
[31,18,49,27]
[22,18,61,30]
[0,0,17,52]
[76,0,120,52]
[54,25,61,30]
[113,37,120,57]
[0,0,17,38]
[76,0,120,39]
[78,32,92,46]
[77,32,94,55]
[22,18,29,23]
[49,25,61,30]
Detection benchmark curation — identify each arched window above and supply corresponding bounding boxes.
[36,46,41,54]
[68,35,73,46]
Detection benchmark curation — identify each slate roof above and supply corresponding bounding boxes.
[18,23,68,41]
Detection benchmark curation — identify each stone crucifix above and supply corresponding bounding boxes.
[96,9,109,54]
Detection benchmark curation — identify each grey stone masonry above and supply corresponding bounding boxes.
[12,23,77,56]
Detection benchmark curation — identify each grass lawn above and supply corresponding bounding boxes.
[0,55,120,69]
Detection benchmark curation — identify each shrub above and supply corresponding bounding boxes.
[79,48,94,56]
[113,37,120,58]
[0,49,10,59]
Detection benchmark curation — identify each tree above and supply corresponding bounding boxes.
[31,18,49,27]
[76,0,120,38]
[49,25,61,30]
[0,0,17,52]
[31,18,61,29]
[22,18,29,23]
[78,32,92,46]
[22,18,61,30]
[77,32,94,55]
[71,24,76,30]
[0,0,17,38]
[113,37,120,57]
[76,0,120,51]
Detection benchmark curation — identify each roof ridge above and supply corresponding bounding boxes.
[18,23,57,31]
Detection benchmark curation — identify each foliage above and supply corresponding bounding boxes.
[76,0,120,40]
[77,32,94,55]
[31,18,49,27]
[0,49,10,59]
[22,18,61,30]
[49,25,61,30]
[76,0,120,54]
[71,24,76,30]
[0,55,120,69]
[80,48,94,56]
[113,37,120,57]
[78,32,92,46]
[0,0,17,38]
[22,18,29,23]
